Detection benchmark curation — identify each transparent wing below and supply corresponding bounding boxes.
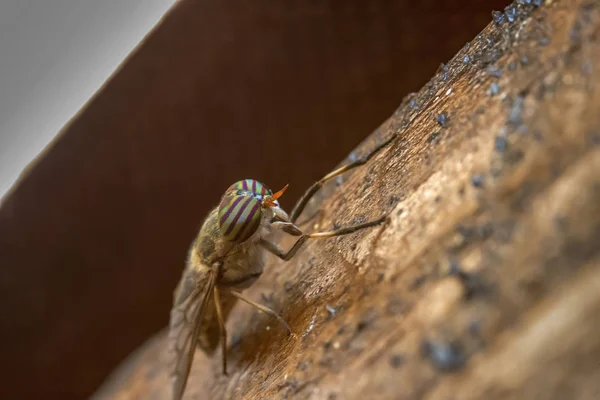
[166,265,217,400]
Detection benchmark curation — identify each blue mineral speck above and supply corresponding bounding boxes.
[492,11,506,25]
[325,305,337,317]
[495,135,507,152]
[571,26,581,41]
[487,65,503,78]
[428,131,441,143]
[441,64,449,79]
[489,82,500,96]
[449,260,461,275]
[505,6,517,23]
[508,95,525,125]
[471,174,485,188]
[436,113,449,128]
[422,340,466,372]
[587,131,600,146]
[582,62,592,75]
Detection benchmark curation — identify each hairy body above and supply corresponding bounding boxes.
[172,207,275,355]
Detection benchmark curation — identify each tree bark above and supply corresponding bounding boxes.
[0,1,507,398]
[102,0,600,398]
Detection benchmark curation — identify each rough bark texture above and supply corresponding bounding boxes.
[94,0,600,399]
[0,1,507,399]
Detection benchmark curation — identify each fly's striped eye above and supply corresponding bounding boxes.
[218,179,272,243]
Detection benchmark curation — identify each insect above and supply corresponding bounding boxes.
[167,134,395,400]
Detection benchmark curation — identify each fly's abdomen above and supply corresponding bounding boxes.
[196,292,238,354]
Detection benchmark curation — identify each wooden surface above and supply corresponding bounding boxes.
[93,0,600,399]
[0,1,509,399]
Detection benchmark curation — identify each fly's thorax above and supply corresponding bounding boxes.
[189,209,265,287]
[218,235,266,285]
[193,208,233,265]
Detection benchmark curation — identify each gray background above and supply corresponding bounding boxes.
[0,0,174,199]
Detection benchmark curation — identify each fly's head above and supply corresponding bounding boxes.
[217,179,298,243]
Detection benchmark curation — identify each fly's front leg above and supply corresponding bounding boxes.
[261,214,386,261]
[260,236,308,261]
[289,133,396,222]
[271,221,302,236]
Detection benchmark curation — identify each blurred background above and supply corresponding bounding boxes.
[0,1,508,398]
[0,0,175,199]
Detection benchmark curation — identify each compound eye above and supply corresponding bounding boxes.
[218,179,269,243]
[224,179,272,198]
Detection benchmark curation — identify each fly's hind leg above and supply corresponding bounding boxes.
[213,286,228,375]
[289,133,396,222]
[228,289,292,335]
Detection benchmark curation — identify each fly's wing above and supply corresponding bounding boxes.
[166,265,218,400]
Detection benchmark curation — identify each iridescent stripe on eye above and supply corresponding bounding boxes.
[219,196,242,226]
[224,196,254,237]
[220,196,246,231]
[218,179,273,243]
[226,179,271,197]
[232,200,261,242]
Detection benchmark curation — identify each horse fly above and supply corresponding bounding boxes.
[167,135,395,399]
